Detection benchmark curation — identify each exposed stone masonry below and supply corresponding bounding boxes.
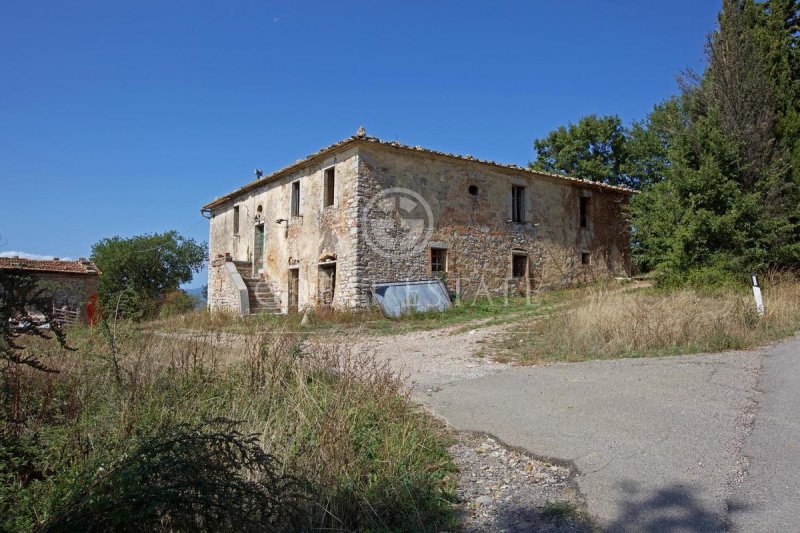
[205,133,633,314]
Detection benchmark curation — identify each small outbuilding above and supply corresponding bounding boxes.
[0,257,101,325]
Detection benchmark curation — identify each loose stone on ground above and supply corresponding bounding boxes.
[449,433,593,532]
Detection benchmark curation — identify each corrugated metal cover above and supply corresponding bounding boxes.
[372,280,452,318]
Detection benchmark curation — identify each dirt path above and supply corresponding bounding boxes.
[351,320,514,396]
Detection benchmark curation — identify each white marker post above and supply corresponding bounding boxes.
[751,273,765,317]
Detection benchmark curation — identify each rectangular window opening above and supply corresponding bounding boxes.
[291,181,301,217]
[580,196,589,228]
[431,247,447,273]
[323,167,335,207]
[512,185,525,223]
[581,252,591,266]
[233,205,240,235]
[512,253,528,278]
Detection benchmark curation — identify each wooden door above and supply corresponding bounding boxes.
[319,263,336,308]
[253,224,265,272]
[288,268,299,313]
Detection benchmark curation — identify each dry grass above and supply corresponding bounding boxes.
[146,294,550,337]
[3,323,457,531]
[500,281,800,363]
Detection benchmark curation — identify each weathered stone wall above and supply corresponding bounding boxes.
[356,143,631,301]
[31,272,98,323]
[207,257,242,313]
[207,141,632,313]
[208,148,361,312]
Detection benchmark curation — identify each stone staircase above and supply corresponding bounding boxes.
[233,261,282,315]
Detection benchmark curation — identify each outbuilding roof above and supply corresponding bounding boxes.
[0,257,101,275]
[202,130,636,210]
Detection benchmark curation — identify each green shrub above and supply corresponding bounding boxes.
[158,290,199,318]
[41,420,305,532]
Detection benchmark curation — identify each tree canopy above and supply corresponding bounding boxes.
[91,231,207,319]
[532,0,800,283]
[530,115,629,186]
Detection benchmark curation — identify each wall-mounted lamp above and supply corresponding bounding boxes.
[275,218,288,224]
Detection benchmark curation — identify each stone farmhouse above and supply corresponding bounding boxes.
[0,257,101,325]
[203,129,634,315]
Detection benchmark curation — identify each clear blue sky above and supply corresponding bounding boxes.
[0,1,719,288]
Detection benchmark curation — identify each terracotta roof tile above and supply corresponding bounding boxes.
[0,257,100,275]
[202,132,636,210]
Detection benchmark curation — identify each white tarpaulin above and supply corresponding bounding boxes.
[371,279,452,318]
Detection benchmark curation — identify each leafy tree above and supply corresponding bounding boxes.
[623,99,677,188]
[91,231,207,319]
[533,1,800,281]
[628,0,800,281]
[530,114,631,186]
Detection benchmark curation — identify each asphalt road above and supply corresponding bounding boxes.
[426,349,773,532]
[728,337,800,532]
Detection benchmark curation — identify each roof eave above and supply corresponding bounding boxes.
[201,135,636,211]
[202,137,362,211]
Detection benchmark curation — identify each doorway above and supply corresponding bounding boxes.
[288,268,299,313]
[253,224,265,273]
[318,262,336,309]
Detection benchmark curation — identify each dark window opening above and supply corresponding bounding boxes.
[581,252,591,265]
[233,205,240,234]
[468,184,479,197]
[579,196,589,228]
[324,167,335,207]
[291,181,301,217]
[512,253,528,278]
[511,185,525,223]
[431,248,447,273]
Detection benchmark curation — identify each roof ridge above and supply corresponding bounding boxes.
[0,257,101,275]
[202,133,635,210]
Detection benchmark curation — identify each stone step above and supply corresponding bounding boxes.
[249,290,275,298]
[249,299,280,307]
[249,308,282,315]
[250,307,281,313]
[249,297,279,304]
[249,297,279,306]
[247,291,275,299]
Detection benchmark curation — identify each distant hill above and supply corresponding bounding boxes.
[185,287,207,309]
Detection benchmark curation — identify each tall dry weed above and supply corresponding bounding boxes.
[4,321,455,531]
[530,281,800,361]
